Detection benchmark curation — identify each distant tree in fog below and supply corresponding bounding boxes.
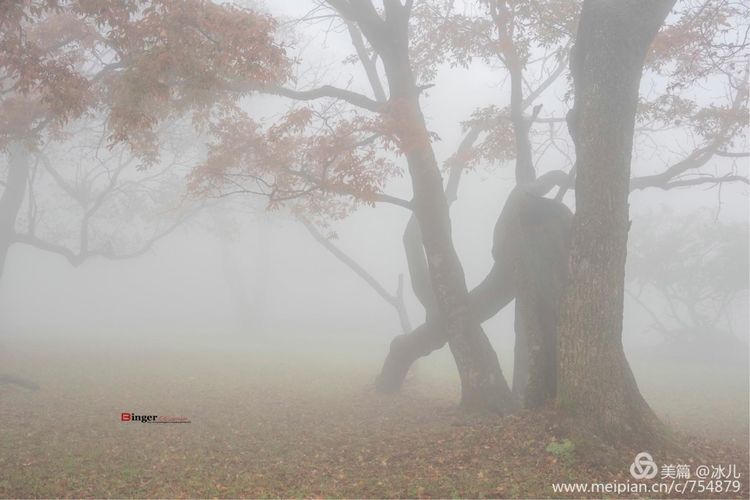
[628,209,749,348]
[9,118,204,268]
[0,1,288,278]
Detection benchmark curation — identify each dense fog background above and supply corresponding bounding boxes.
[0,0,747,381]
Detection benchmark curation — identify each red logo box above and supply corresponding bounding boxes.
[121,412,131,421]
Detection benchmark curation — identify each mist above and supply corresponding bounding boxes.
[1,1,748,498]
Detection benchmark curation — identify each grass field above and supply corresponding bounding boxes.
[0,336,747,498]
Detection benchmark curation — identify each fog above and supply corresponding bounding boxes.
[1,1,748,498]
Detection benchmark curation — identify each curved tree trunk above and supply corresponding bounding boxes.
[391,99,514,412]
[375,14,571,407]
[402,120,514,413]
[376,255,516,394]
[379,208,516,392]
[348,1,573,413]
[303,217,413,335]
[355,8,514,412]
[320,4,514,410]
[376,321,443,392]
[378,186,571,411]
[556,0,674,445]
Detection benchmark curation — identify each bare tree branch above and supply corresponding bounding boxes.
[631,65,748,191]
[13,207,192,266]
[346,21,387,102]
[301,217,412,333]
[271,85,384,113]
[715,151,749,158]
[652,174,749,190]
[374,193,412,209]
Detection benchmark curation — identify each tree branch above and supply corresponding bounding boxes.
[374,193,412,209]
[715,151,749,158]
[271,85,384,113]
[346,21,387,102]
[301,217,412,333]
[653,174,749,190]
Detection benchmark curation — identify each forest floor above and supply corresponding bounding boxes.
[0,336,748,499]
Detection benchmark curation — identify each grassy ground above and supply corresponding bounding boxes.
[0,337,747,498]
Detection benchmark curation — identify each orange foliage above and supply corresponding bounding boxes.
[0,0,288,159]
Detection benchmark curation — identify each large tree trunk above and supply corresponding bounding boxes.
[375,255,516,394]
[556,0,675,444]
[356,3,570,412]
[377,185,571,410]
[0,143,30,281]
[333,4,505,408]
[510,193,571,408]
[400,104,513,412]
[374,20,513,412]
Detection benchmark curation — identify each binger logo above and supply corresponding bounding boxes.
[120,412,190,424]
[630,452,658,479]
[121,412,157,422]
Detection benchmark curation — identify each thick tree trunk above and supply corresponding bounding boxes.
[359,4,567,412]
[375,27,514,411]
[404,113,513,413]
[376,257,516,394]
[377,321,443,392]
[402,215,437,314]
[511,193,571,408]
[0,143,30,281]
[511,304,529,398]
[556,0,675,444]
[377,187,571,411]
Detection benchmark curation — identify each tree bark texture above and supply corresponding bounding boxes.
[556,0,675,444]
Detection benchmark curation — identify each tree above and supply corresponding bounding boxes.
[0,0,288,279]
[556,0,676,446]
[375,0,577,405]
[371,0,746,411]
[302,219,413,335]
[6,119,202,270]
[0,116,213,389]
[188,0,746,414]
[627,209,749,352]
[0,1,288,390]
[192,0,521,412]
